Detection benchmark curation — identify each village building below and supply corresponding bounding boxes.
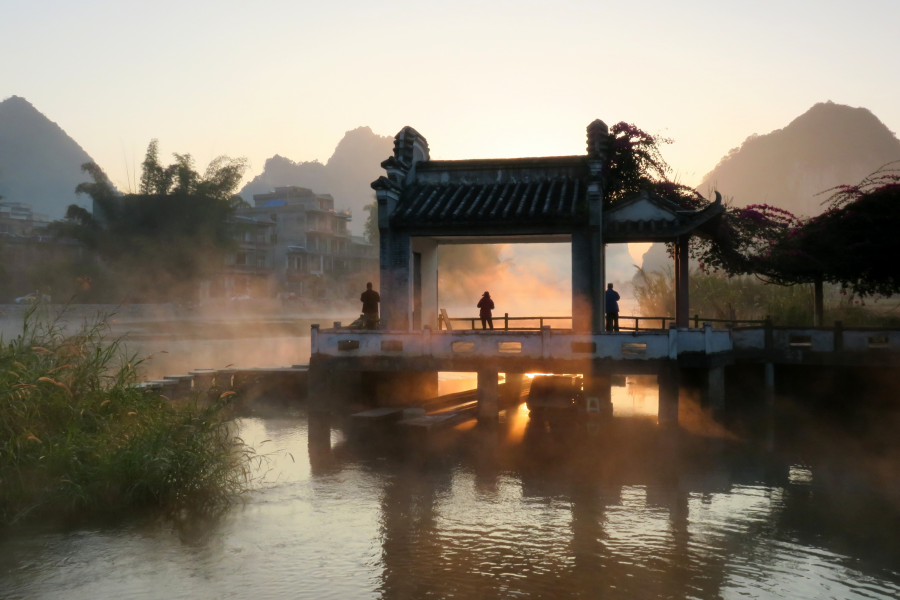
[235,186,377,299]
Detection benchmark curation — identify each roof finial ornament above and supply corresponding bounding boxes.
[586,119,609,158]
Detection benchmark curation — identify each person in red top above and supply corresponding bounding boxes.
[477,291,495,330]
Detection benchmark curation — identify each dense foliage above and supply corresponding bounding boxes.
[52,140,249,302]
[0,309,251,525]
[604,122,706,211]
[692,163,900,297]
[604,123,900,299]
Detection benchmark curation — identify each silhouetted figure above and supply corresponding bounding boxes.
[605,283,620,332]
[360,282,380,329]
[477,291,495,330]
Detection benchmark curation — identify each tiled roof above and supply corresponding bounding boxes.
[390,177,587,226]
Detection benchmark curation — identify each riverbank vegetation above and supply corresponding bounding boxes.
[633,267,900,326]
[0,308,251,525]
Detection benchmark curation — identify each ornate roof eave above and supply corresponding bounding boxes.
[603,191,725,242]
[371,176,400,193]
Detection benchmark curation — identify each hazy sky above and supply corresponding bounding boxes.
[3,0,899,193]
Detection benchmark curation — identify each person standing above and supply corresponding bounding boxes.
[360,282,380,329]
[605,283,620,332]
[477,291,495,330]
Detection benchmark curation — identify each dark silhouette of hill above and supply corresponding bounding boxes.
[239,126,393,234]
[0,96,96,219]
[698,101,900,217]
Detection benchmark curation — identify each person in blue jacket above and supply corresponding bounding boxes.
[605,283,620,332]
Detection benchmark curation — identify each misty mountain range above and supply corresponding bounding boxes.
[238,126,393,235]
[2,97,899,240]
[0,96,95,219]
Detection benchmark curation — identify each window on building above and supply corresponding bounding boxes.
[235,252,247,266]
[257,256,266,268]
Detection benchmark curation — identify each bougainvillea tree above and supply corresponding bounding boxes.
[605,123,900,299]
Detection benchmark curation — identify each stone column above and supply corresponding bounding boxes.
[707,366,725,414]
[571,230,594,333]
[764,363,775,410]
[504,373,525,404]
[658,365,680,425]
[380,231,412,331]
[307,361,331,413]
[477,370,500,422]
[584,369,613,415]
[411,237,439,330]
[675,236,690,328]
[814,279,824,326]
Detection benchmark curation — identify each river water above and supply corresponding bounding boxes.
[2,312,900,598]
[2,398,900,599]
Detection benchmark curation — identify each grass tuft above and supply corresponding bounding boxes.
[0,305,253,525]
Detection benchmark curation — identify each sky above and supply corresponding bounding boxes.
[3,0,899,312]
[3,0,899,194]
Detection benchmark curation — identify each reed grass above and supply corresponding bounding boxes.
[633,267,900,326]
[0,306,253,525]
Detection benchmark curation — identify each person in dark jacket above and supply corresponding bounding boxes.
[360,282,380,329]
[477,291,495,330]
[605,282,620,332]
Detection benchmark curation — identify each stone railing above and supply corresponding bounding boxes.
[312,323,733,361]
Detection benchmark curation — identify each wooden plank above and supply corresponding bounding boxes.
[399,409,476,431]
[440,308,453,330]
[351,407,405,423]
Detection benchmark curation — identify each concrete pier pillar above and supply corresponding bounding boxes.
[584,371,613,416]
[307,411,333,474]
[658,366,680,426]
[307,362,331,413]
[708,367,725,414]
[504,373,525,405]
[477,370,500,422]
[764,363,775,409]
[764,362,776,450]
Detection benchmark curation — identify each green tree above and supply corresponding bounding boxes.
[58,140,249,302]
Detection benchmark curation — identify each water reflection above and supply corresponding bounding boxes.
[2,402,900,599]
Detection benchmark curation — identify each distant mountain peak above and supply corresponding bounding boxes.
[0,96,96,218]
[699,102,900,216]
[239,126,394,234]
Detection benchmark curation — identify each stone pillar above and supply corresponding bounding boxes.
[658,365,680,425]
[379,230,412,331]
[764,363,775,409]
[764,362,776,450]
[571,230,594,333]
[307,411,332,474]
[504,373,525,404]
[707,366,725,414]
[584,370,613,416]
[477,370,500,422]
[411,237,439,330]
[307,361,331,413]
[675,236,690,328]
[814,279,824,327]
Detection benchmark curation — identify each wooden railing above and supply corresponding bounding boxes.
[437,312,769,331]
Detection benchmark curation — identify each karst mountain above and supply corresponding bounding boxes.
[0,96,96,219]
[239,126,394,235]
